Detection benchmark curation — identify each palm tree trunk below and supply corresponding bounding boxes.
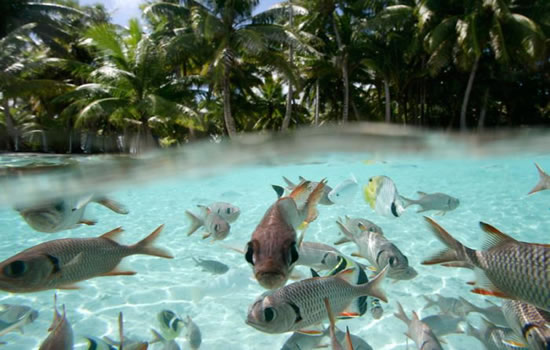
[223,63,237,138]
[384,79,391,123]
[460,57,479,131]
[314,80,320,126]
[2,99,17,151]
[332,13,348,123]
[478,88,489,131]
[281,1,294,132]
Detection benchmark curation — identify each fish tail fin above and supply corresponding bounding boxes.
[399,195,416,209]
[150,328,164,344]
[528,163,548,195]
[94,197,129,214]
[458,296,478,315]
[393,301,410,325]
[421,295,436,310]
[185,210,203,236]
[131,224,173,259]
[282,176,296,189]
[358,265,388,302]
[421,217,473,266]
[302,179,327,223]
[335,220,354,241]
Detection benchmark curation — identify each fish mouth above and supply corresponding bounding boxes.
[256,271,287,289]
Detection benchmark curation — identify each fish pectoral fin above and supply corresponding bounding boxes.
[57,284,80,290]
[470,268,512,299]
[415,207,428,213]
[65,252,84,269]
[350,252,366,259]
[94,197,129,214]
[502,335,528,349]
[202,232,212,240]
[79,219,97,226]
[296,324,324,336]
[333,237,351,245]
[101,268,137,277]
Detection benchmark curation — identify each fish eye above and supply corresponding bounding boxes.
[289,242,299,265]
[389,257,397,267]
[245,242,255,266]
[214,224,219,232]
[264,307,276,322]
[4,260,27,277]
[226,208,231,214]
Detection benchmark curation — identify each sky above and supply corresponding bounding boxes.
[79,0,281,27]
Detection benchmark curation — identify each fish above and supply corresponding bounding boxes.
[336,218,417,280]
[0,304,38,336]
[420,314,465,337]
[104,312,149,350]
[333,216,383,245]
[281,176,334,205]
[528,163,550,195]
[422,294,475,317]
[198,202,240,223]
[280,331,327,350]
[18,195,128,233]
[157,310,184,341]
[83,336,116,350]
[393,302,443,350]
[333,327,373,350]
[502,300,550,350]
[363,176,405,218]
[192,257,229,275]
[328,175,359,205]
[183,316,201,350]
[0,225,172,293]
[151,329,181,350]
[245,265,388,334]
[459,298,507,326]
[466,318,523,350]
[296,241,345,272]
[185,209,230,241]
[401,191,459,214]
[422,217,550,312]
[38,295,73,350]
[245,180,326,289]
[369,298,383,320]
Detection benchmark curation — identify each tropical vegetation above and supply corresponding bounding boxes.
[0,0,548,153]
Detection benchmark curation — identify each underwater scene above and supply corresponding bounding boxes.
[0,126,549,350]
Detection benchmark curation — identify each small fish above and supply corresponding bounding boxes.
[401,191,459,214]
[280,331,326,350]
[296,241,345,272]
[459,298,507,326]
[422,217,550,312]
[157,310,184,341]
[420,314,465,337]
[0,225,172,293]
[183,316,201,350]
[281,176,334,205]
[150,329,181,350]
[363,176,405,218]
[336,218,417,280]
[502,300,550,350]
[422,294,475,317]
[466,318,523,350]
[0,304,38,336]
[333,216,383,245]
[328,175,359,205]
[84,336,116,350]
[199,202,240,223]
[185,209,230,241]
[245,180,326,289]
[192,257,229,275]
[394,302,443,350]
[245,266,388,334]
[528,163,550,195]
[39,295,73,350]
[369,299,383,320]
[18,195,128,233]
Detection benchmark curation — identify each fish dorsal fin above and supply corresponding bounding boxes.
[334,268,357,284]
[196,204,210,214]
[100,227,124,241]
[417,191,428,197]
[272,185,285,199]
[535,163,548,178]
[282,176,296,189]
[289,180,311,201]
[298,176,307,182]
[478,222,516,250]
[411,311,420,321]
[310,268,321,278]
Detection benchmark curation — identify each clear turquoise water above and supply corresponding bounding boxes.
[0,128,549,349]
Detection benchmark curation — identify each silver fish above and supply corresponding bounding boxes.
[280,331,326,350]
[18,195,128,233]
[369,298,383,320]
[282,176,334,205]
[192,257,229,275]
[185,210,230,241]
[422,217,550,312]
[151,329,181,350]
[460,298,507,326]
[245,266,388,334]
[0,225,172,293]
[528,163,550,195]
[334,216,383,245]
[401,191,459,214]
[422,294,474,317]
[394,302,443,350]
[183,316,201,350]
[466,318,522,350]
[363,176,405,218]
[39,295,73,350]
[336,219,417,280]
[502,300,550,350]
[199,202,240,223]
[157,310,184,341]
[0,304,38,336]
[420,314,465,337]
[296,241,344,272]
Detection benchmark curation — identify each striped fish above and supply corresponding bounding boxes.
[502,300,550,350]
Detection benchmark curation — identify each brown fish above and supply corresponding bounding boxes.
[528,163,550,195]
[0,225,172,293]
[422,217,550,312]
[39,295,73,350]
[245,180,326,289]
